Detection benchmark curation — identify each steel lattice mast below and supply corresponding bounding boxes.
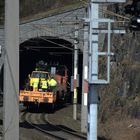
[87,0,126,140]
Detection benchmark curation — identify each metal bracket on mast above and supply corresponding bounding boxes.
[85,18,125,84]
[84,18,126,34]
[88,18,121,84]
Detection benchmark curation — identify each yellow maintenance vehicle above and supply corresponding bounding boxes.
[19,70,57,109]
[19,62,68,111]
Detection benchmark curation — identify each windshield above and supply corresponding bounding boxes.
[31,72,48,78]
[40,73,48,78]
[31,72,40,78]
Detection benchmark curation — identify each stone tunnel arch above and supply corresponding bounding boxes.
[20,36,83,103]
[20,36,73,87]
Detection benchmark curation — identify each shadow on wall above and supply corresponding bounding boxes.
[0,66,3,93]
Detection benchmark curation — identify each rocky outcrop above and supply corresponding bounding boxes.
[99,32,140,123]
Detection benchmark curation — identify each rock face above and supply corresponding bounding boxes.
[99,33,140,121]
[98,0,140,123]
[98,32,140,140]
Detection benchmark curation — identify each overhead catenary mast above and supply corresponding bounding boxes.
[87,0,126,140]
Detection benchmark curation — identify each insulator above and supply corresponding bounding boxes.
[129,15,140,30]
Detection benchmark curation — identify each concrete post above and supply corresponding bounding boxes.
[73,23,79,120]
[81,23,88,133]
[3,0,19,139]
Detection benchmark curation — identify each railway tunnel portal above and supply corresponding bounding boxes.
[20,36,83,103]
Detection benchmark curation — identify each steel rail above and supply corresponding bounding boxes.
[20,111,64,140]
[41,113,86,139]
[20,111,86,140]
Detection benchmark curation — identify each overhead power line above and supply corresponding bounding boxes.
[31,24,83,38]
[79,0,130,20]
[29,24,86,51]
[38,36,73,51]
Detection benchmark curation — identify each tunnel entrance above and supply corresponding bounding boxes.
[20,36,83,103]
[20,36,74,89]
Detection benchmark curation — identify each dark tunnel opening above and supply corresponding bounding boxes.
[20,36,83,103]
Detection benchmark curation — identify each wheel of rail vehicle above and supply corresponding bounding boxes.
[48,103,55,113]
[26,104,30,111]
[51,103,55,111]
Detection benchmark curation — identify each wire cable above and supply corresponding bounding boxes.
[38,36,73,51]
[79,0,130,20]
[55,6,85,22]
[30,24,85,51]
[31,24,83,40]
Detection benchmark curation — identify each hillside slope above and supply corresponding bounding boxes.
[99,32,140,140]
[0,0,83,24]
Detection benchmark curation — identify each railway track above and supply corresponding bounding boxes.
[20,111,86,140]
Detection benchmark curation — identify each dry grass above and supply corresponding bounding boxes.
[99,119,140,140]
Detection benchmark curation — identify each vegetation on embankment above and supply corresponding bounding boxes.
[0,0,84,24]
[97,2,140,139]
[98,33,140,140]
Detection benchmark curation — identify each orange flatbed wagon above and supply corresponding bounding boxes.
[19,90,57,104]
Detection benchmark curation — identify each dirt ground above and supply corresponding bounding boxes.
[47,104,81,132]
[48,104,140,140]
[1,103,140,140]
[98,118,140,140]
[19,104,82,140]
